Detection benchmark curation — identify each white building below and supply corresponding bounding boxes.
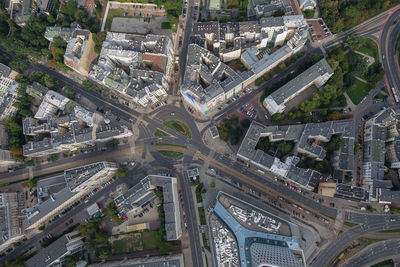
[0,63,19,121]
[298,0,316,10]
[0,193,24,252]
[263,58,333,115]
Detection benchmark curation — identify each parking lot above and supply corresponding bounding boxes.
[307,19,331,41]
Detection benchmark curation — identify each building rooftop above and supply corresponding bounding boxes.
[237,120,355,189]
[65,162,114,192]
[25,231,83,267]
[114,175,181,241]
[64,29,91,61]
[0,63,11,78]
[265,58,333,107]
[335,184,369,201]
[212,192,304,267]
[0,193,23,249]
[44,26,76,42]
[87,255,184,267]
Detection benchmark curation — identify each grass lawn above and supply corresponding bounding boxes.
[198,207,206,225]
[202,233,210,251]
[154,129,170,137]
[357,237,384,247]
[378,228,400,233]
[155,143,187,148]
[357,38,379,61]
[343,221,359,227]
[113,235,142,254]
[163,120,192,138]
[372,259,394,267]
[390,206,400,214]
[142,232,160,251]
[346,80,371,105]
[158,150,184,158]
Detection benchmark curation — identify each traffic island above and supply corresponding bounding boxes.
[163,120,192,138]
[155,144,187,158]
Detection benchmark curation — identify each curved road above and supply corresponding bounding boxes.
[380,7,400,102]
[343,239,400,267]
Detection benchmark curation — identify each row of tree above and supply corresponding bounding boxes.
[320,0,398,33]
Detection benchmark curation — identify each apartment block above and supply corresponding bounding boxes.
[237,120,355,191]
[22,90,131,157]
[23,162,117,230]
[88,32,174,107]
[263,58,333,115]
[25,231,84,267]
[182,16,308,115]
[0,63,19,121]
[114,174,182,241]
[64,29,97,76]
[0,192,24,252]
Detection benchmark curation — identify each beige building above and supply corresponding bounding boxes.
[64,29,97,76]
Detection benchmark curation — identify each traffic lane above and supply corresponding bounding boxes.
[343,239,400,267]
[177,171,203,267]
[153,105,202,140]
[0,143,138,183]
[210,152,337,218]
[380,9,400,97]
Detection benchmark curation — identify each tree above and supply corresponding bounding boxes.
[210,181,215,188]
[344,35,362,51]
[327,58,339,72]
[217,125,229,141]
[327,110,341,121]
[9,60,27,73]
[271,113,284,122]
[348,52,368,76]
[105,139,119,149]
[315,160,332,174]
[354,142,360,154]
[63,253,81,267]
[276,141,293,156]
[273,9,285,17]
[96,246,111,259]
[327,136,342,155]
[64,86,76,99]
[310,54,321,64]
[95,230,108,243]
[256,137,271,153]
[240,119,251,129]
[115,167,126,178]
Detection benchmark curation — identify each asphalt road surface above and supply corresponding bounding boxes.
[343,239,400,267]
[380,7,400,102]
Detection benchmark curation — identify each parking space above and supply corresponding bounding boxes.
[307,19,331,41]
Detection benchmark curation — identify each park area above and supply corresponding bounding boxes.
[112,231,175,254]
[163,120,192,138]
[346,80,370,105]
